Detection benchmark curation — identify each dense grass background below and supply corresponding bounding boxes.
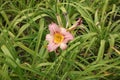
[0,0,120,80]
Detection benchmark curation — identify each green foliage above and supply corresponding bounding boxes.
[0,0,120,80]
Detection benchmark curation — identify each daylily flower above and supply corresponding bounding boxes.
[46,23,74,52]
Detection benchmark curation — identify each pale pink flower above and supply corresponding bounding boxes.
[46,22,74,52]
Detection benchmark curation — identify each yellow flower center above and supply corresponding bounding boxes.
[54,33,64,44]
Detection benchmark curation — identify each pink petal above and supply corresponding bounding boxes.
[47,42,59,52]
[63,34,73,43]
[46,34,53,42]
[60,43,67,50]
[60,27,67,34]
[60,28,74,43]
[49,22,60,34]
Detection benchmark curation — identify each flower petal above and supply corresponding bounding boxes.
[63,34,73,43]
[47,42,59,52]
[49,22,60,34]
[60,27,67,34]
[60,28,74,43]
[46,34,53,42]
[60,43,67,50]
